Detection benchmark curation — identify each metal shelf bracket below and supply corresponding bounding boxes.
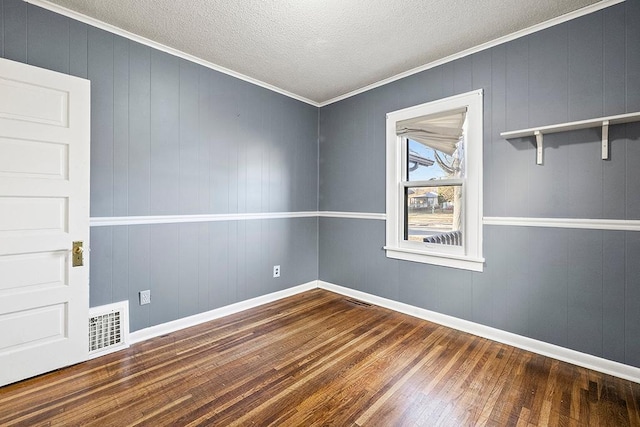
[535,130,543,165]
[602,120,610,160]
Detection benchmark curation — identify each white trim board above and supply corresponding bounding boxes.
[129,281,317,344]
[127,278,640,383]
[90,211,385,227]
[318,211,386,221]
[24,0,318,107]
[25,0,623,108]
[317,281,640,384]
[90,212,320,227]
[483,216,640,232]
[91,212,640,232]
[319,0,624,107]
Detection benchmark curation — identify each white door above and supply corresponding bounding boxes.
[0,58,90,386]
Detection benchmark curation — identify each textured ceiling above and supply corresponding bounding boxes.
[42,0,604,104]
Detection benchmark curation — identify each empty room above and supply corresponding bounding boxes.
[1,0,639,425]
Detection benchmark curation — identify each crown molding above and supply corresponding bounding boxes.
[23,0,320,107]
[318,0,625,107]
[25,0,623,108]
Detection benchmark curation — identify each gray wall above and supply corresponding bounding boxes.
[1,0,319,332]
[2,0,639,370]
[319,1,640,368]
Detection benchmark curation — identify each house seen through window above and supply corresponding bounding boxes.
[403,110,465,245]
[385,90,484,271]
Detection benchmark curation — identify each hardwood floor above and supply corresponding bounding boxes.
[1,289,639,426]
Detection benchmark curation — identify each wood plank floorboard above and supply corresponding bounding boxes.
[1,289,639,426]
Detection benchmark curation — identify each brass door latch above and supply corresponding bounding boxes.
[72,241,84,267]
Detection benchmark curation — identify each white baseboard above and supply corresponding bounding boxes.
[129,281,318,344]
[318,281,640,384]
[127,278,639,384]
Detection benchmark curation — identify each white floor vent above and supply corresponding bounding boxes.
[88,301,130,359]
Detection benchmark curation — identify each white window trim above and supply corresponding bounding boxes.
[385,89,484,272]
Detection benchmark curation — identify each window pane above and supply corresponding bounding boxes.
[405,185,463,246]
[407,138,465,181]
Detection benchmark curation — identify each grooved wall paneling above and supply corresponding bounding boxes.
[2,0,639,372]
[1,0,319,332]
[2,0,319,219]
[627,3,640,112]
[90,218,318,331]
[3,0,26,63]
[318,218,640,368]
[27,5,69,75]
[88,28,114,217]
[318,1,640,368]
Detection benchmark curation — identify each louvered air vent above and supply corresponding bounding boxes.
[88,301,129,359]
[345,298,373,308]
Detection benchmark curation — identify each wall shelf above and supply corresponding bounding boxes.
[500,111,640,165]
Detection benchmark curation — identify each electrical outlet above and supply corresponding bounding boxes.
[139,290,151,305]
[273,265,280,278]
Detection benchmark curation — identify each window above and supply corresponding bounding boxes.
[385,90,484,271]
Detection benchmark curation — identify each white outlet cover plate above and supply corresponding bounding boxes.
[139,290,151,305]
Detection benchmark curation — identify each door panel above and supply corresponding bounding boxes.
[0,304,66,352]
[0,76,69,127]
[0,251,67,292]
[0,197,68,232]
[0,137,68,179]
[0,57,90,387]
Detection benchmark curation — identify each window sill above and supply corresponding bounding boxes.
[384,246,484,272]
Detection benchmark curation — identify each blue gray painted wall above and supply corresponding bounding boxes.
[0,0,319,332]
[2,0,638,370]
[319,1,640,368]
